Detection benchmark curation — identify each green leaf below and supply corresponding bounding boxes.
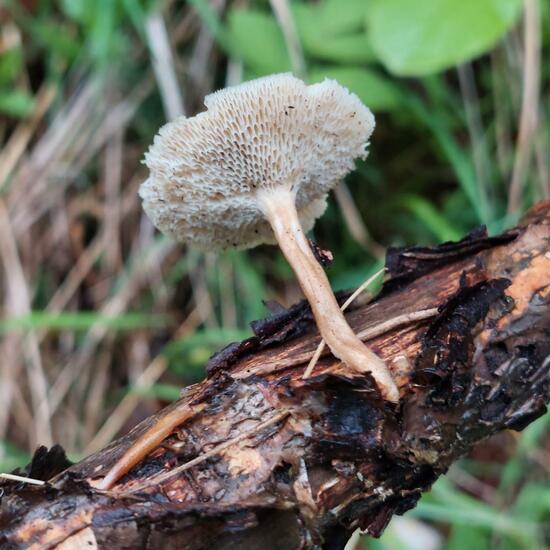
[318,0,369,34]
[292,3,375,64]
[308,66,403,112]
[0,90,35,117]
[366,0,523,75]
[301,31,376,65]
[226,9,291,74]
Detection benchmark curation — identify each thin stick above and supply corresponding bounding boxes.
[305,308,438,379]
[0,84,56,190]
[534,120,550,200]
[333,184,385,259]
[144,10,185,120]
[124,410,290,494]
[457,63,492,220]
[269,0,306,77]
[188,0,226,93]
[0,200,52,447]
[507,0,541,213]
[303,267,385,379]
[356,308,439,342]
[0,473,45,486]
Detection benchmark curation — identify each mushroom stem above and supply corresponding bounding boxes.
[257,188,399,402]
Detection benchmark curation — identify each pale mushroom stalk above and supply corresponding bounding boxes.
[258,187,398,402]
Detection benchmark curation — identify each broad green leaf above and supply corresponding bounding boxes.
[366,0,523,75]
[315,34,375,64]
[308,66,403,112]
[226,9,290,74]
[300,31,376,65]
[293,3,376,64]
[0,90,35,117]
[320,0,369,34]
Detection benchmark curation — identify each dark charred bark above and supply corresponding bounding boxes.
[1,202,549,550]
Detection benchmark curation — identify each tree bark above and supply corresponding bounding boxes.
[1,202,549,550]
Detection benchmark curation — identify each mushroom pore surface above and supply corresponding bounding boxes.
[139,73,375,250]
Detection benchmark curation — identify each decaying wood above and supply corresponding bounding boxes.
[1,202,549,549]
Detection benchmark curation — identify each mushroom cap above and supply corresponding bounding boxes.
[140,73,375,250]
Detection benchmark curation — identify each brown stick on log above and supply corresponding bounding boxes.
[1,202,549,550]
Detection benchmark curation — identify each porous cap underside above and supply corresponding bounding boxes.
[140,73,375,250]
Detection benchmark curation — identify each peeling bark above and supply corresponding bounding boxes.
[1,202,549,550]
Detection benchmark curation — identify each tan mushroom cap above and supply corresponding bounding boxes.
[139,73,375,250]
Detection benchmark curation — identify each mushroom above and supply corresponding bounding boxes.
[140,74,399,401]
[141,73,397,401]
[95,74,398,491]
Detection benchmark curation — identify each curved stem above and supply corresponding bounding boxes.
[257,188,399,402]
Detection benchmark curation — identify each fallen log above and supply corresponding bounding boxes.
[1,201,549,549]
